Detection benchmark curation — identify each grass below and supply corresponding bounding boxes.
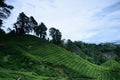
[0,34,120,80]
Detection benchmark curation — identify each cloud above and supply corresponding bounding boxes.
[94,1,120,19]
[85,26,120,43]
[103,2,120,13]
[87,1,120,43]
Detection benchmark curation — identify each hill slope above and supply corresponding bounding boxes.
[0,34,120,80]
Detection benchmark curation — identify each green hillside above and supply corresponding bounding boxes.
[0,34,120,80]
[102,60,120,71]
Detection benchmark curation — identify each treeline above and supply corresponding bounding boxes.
[1,12,62,45]
[8,12,62,45]
[63,40,120,64]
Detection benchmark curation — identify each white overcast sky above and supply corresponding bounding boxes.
[4,0,120,43]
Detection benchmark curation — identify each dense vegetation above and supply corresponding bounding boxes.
[0,34,120,80]
[63,40,120,65]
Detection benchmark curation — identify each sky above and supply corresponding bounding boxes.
[4,0,120,43]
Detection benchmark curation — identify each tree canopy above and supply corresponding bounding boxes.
[0,0,13,27]
[49,27,62,45]
[14,12,38,34]
[34,22,47,39]
[115,46,120,57]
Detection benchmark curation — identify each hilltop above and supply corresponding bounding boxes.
[0,34,120,80]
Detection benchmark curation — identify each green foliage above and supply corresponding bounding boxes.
[13,12,38,34]
[14,12,31,34]
[34,22,47,39]
[0,29,5,35]
[114,46,120,57]
[64,41,117,65]
[102,60,120,71]
[49,27,62,45]
[0,34,120,80]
